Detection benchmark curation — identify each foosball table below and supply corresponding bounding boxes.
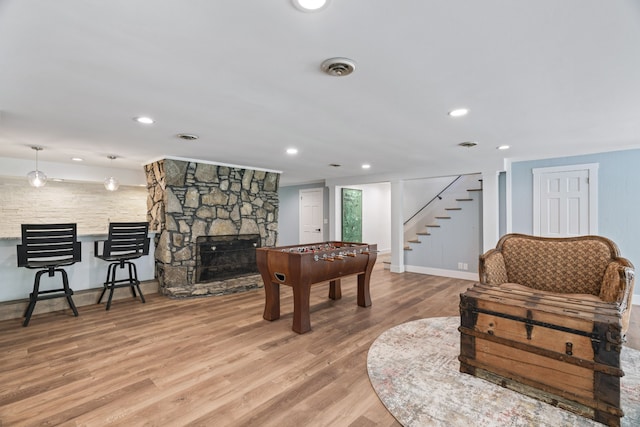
[256,241,377,333]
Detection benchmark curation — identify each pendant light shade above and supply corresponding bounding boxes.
[104,155,120,191]
[27,146,47,188]
[104,176,120,191]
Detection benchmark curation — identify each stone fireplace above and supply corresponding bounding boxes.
[145,159,279,297]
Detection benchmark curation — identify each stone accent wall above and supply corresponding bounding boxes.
[145,159,279,296]
[0,176,148,238]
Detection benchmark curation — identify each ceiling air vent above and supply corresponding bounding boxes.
[321,58,356,77]
[458,141,478,148]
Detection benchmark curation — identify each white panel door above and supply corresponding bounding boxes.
[533,164,598,237]
[299,188,323,244]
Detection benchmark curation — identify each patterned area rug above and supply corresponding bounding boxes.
[367,316,640,426]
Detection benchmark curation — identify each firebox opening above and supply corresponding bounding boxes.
[196,234,261,283]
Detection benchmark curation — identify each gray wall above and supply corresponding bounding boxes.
[404,190,482,273]
[278,183,329,246]
[278,182,391,251]
[511,148,640,298]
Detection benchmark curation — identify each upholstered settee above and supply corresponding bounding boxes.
[460,233,635,425]
[479,233,635,334]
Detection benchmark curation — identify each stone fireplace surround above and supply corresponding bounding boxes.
[145,159,279,297]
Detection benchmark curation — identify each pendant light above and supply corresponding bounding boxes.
[27,146,47,188]
[104,155,120,191]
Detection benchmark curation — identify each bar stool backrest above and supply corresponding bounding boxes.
[17,223,81,268]
[101,222,150,260]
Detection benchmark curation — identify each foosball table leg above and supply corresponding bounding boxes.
[328,279,342,300]
[292,282,312,334]
[262,282,280,321]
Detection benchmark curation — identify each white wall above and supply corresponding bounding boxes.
[403,176,455,220]
[339,182,391,253]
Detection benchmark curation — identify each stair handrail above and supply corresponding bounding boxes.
[403,175,462,226]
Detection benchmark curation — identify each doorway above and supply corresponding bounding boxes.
[299,188,324,244]
[533,164,598,237]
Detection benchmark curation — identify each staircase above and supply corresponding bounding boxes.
[403,175,482,277]
[404,174,482,250]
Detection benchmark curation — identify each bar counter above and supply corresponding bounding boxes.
[0,232,156,303]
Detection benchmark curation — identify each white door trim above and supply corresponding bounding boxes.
[532,163,598,236]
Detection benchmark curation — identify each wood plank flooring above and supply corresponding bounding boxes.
[1,262,638,427]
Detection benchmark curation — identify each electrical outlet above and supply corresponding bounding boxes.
[458,262,463,270]
[463,263,468,271]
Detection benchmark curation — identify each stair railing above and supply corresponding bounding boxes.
[403,175,462,226]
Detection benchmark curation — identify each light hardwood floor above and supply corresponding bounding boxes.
[1,262,638,427]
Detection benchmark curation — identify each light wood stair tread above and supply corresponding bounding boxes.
[468,188,482,192]
[407,239,421,243]
[416,232,430,235]
[425,224,440,228]
[445,207,462,210]
[456,198,473,201]
[435,216,451,219]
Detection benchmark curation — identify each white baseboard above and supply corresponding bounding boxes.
[389,264,405,273]
[404,265,477,281]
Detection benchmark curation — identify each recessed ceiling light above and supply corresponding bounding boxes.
[497,145,510,150]
[134,116,155,124]
[286,148,298,155]
[361,164,371,169]
[448,108,469,117]
[71,157,84,162]
[292,0,329,12]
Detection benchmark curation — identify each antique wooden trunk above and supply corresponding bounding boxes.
[459,283,626,427]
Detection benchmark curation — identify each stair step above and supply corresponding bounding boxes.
[445,207,462,211]
[435,216,451,219]
[425,224,440,228]
[416,231,430,235]
[407,239,421,243]
[404,246,412,251]
[468,188,482,192]
[456,198,473,201]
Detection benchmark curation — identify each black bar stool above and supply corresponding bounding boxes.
[94,222,150,310]
[17,223,81,326]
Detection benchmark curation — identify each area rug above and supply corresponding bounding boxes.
[367,316,640,426]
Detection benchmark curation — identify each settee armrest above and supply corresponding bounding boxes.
[599,260,635,305]
[479,249,508,286]
[599,259,635,335]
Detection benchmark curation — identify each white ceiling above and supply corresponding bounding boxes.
[1,1,639,186]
